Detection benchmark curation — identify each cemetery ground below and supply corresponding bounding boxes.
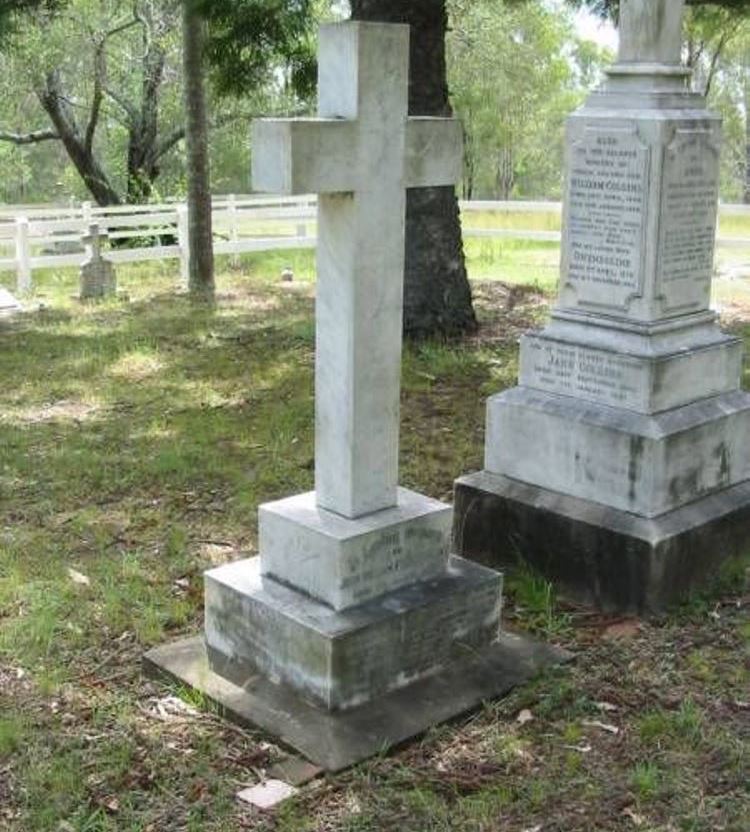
[0,238,749,832]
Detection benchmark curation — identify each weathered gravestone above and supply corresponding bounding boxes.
[80,223,116,300]
[145,21,565,771]
[454,0,750,613]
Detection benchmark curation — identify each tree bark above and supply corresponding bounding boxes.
[182,0,214,299]
[350,0,477,339]
[37,71,122,206]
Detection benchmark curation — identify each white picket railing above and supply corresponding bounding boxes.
[0,194,317,293]
[1,196,750,293]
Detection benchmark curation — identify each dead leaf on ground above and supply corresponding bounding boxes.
[602,619,641,641]
[583,720,620,735]
[516,709,534,726]
[68,568,90,586]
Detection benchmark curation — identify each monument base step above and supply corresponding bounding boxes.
[259,488,452,611]
[453,470,750,614]
[205,555,502,712]
[485,387,750,518]
[143,631,570,771]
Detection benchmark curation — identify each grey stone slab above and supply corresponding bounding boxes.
[454,470,750,614]
[259,488,451,610]
[520,327,741,414]
[143,631,570,772]
[205,556,502,711]
[485,388,750,518]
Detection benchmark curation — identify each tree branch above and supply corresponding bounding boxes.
[0,128,60,145]
[86,42,106,154]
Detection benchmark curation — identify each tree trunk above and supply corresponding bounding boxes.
[350,0,477,339]
[37,72,122,207]
[182,0,215,300]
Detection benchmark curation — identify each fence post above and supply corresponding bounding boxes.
[296,222,307,240]
[228,193,240,267]
[177,204,189,288]
[82,200,93,225]
[15,217,31,295]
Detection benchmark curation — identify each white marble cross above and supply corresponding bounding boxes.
[82,223,109,261]
[252,22,463,520]
[618,0,685,66]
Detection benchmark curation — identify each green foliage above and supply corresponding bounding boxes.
[448,0,610,199]
[195,0,318,99]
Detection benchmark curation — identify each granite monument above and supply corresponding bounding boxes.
[454,0,750,612]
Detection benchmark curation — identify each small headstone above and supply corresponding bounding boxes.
[80,223,116,300]
[0,287,21,318]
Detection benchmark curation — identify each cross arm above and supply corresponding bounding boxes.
[252,118,359,195]
[405,117,464,190]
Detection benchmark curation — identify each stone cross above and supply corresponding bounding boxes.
[252,22,463,520]
[618,0,685,66]
[82,223,108,262]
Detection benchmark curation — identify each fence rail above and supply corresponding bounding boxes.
[2,196,750,293]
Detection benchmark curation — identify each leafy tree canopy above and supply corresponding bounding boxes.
[0,0,60,37]
[192,0,318,99]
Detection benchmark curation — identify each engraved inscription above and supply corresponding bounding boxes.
[338,525,447,602]
[523,338,643,409]
[658,131,719,314]
[563,129,649,310]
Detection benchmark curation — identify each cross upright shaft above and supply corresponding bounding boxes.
[252,22,463,520]
[618,0,685,67]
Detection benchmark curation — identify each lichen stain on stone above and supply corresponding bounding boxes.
[628,437,645,503]
[714,442,731,487]
[669,468,700,505]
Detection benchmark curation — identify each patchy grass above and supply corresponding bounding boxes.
[0,258,749,831]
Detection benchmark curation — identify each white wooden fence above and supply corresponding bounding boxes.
[0,194,317,293]
[2,196,750,293]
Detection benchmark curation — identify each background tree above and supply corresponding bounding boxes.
[349,0,478,340]
[183,0,214,300]
[449,0,608,200]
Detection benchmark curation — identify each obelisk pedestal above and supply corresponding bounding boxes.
[454,0,750,613]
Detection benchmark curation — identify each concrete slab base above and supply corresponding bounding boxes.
[454,470,750,614]
[143,632,569,772]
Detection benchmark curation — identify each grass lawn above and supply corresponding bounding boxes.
[1,249,749,832]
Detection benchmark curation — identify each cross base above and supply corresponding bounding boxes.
[203,556,502,712]
[144,628,569,772]
[259,488,452,611]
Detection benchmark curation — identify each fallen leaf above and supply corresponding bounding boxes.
[516,709,534,726]
[595,701,618,713]
[98,796,119,814]
[622,806,645,826]
[602,619,641,641]
[583,720,620,735]
[68,568,90,586]
[562,744,592,753]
